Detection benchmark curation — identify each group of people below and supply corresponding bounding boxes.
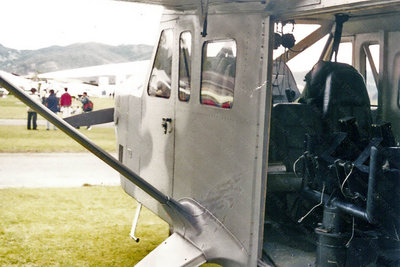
[27,88,92,130]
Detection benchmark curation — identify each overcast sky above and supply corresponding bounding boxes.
[0,0,163,50]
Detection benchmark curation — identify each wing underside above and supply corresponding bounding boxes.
[120,0,268,11]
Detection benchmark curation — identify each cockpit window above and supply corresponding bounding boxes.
[363,44,379,107]
[179,31,192,102]
[273,23,327,92]
[148,29,173,99]
[200,40,237,109]
[336,42,353,65]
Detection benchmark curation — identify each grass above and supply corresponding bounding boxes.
[0,95,28,119]
[0,187,221,266]
[0,95,115,119]
[0,125,116,153]
[0,186,169,266]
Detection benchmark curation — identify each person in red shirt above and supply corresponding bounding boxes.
[60,87,72,117]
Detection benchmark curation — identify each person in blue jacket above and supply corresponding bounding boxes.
[45,89,59,130]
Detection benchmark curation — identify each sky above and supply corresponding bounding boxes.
[0,0,163,50]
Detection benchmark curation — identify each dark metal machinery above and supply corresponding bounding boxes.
[267,50,400,265]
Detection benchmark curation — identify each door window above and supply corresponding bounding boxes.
[179,31,192,102]
[200,40,237,109]
[148,29,173,98]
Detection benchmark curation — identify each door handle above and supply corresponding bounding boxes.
[161,118,172,134]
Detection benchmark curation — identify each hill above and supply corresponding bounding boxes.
[0,43,153,75]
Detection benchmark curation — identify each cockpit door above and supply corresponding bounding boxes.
[135,28,177,218]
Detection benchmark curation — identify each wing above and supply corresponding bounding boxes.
[64,108,114,127]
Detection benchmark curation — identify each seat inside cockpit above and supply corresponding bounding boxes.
[269,60,375,171]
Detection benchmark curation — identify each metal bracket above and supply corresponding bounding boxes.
[167,198,248,265]
[137,198,248,266]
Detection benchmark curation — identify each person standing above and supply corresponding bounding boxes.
[27,88,41,130]
[41,89,48,105]
[80,92,93,130]
[60,87,72,117]
[45,89,59,130]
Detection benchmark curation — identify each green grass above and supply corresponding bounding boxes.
[0,95,28,119]
[0,186,169,266]
[0,125,116,153]
[0,95,115,119]
[0,187,221,266]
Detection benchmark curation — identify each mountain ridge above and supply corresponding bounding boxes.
[0,43,154,75]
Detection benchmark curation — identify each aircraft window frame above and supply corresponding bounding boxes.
[336,41,353,66]
[362,43,380,107]
[147,29,173,99]
[200,39,237,109]
[178,31,192,102]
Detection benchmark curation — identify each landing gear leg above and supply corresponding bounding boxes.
[129,203,142,242]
